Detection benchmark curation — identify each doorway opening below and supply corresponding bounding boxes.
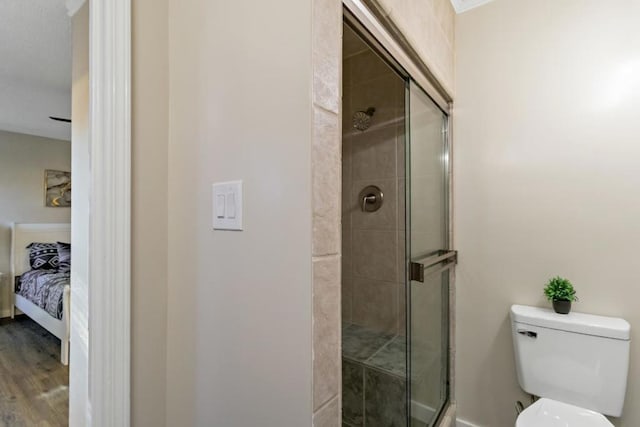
[0,2,74,424]
[1,1,132,425]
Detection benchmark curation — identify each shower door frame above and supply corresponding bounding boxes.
[343,1,456,425]
[342,1,452,112]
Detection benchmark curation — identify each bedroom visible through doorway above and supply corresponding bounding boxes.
[2,0,133,424]
[0,1,77,425]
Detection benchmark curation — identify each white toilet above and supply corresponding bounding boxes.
[510,305,631,427]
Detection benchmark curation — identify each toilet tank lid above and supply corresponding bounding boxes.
[511,305,630,340]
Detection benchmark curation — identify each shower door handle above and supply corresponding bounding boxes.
[409,250,457,283]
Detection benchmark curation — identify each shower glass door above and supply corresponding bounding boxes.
[406,80,451,426]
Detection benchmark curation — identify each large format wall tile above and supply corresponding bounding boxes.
[348,49,394,84]
[351,277,398,334]
[312,0,342,422]
[352,230,397,282]
[313,107,341,257]
[313,395,341,427]
[313,256,342,410]
[342,275,352,324]
[342,225,352,279]
[313,0,341,113]
[397,281,407,336]
[342,360,364,426]
[364,368,407,426]
[377,0,456,95]
[350,126,398,181]
[397,178,406,231]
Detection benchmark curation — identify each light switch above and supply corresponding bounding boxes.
[212,180,243,230]
[226,193,236,218]
[216,194,226,218]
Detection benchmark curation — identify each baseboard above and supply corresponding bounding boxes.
[411,401,481,427]
[411,400,436,423]
[1,308,23,319]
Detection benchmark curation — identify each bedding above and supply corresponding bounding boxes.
[27,242,60,270]
[16,270,69,320]
[56,242,71,273]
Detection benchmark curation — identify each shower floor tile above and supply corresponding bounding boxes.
[342,323,394,363]
[367,335,406,377]
[342,323,439,381]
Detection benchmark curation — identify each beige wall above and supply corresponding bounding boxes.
[165,0,313,426]
[455,1,640,426]
[131,0,169,426]
[375,0,456,95]
[0,130,71,316]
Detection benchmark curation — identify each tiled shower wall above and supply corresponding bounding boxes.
[342,27,406,336]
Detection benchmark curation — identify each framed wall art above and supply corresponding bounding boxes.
[45,169,71,207]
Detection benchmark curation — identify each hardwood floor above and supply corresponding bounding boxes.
[0,316,68,427]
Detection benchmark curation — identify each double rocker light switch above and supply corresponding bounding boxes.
[212,180,243,230]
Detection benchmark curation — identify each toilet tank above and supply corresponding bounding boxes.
[510,305,630,417]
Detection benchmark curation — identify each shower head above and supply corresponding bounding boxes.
[352,107,375,131]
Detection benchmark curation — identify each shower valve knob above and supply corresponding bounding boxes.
[362,195,376,211]
[359,186,384,212]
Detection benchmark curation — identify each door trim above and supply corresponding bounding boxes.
[89,0,131,425]
[66,0,131,425]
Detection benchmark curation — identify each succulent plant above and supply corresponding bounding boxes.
[544,276,578,302]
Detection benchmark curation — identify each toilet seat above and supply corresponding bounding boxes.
[516,398,614,427]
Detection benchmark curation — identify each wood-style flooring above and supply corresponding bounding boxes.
[0,316,68,427]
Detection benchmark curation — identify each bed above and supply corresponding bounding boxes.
[10,223,71,365]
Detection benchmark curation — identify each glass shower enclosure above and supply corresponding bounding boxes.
[341,16,454,427]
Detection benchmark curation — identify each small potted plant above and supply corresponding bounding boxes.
[544,276,578,314]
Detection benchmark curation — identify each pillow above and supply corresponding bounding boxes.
[27,242,59,270]
[57,242,71,273]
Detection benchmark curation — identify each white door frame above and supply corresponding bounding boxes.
[66,0,131,426]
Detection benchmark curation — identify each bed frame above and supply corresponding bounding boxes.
[10,223,71,365]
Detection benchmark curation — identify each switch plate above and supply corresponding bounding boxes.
[212,180,243,230]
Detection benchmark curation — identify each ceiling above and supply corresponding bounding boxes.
[0,0,71,141]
